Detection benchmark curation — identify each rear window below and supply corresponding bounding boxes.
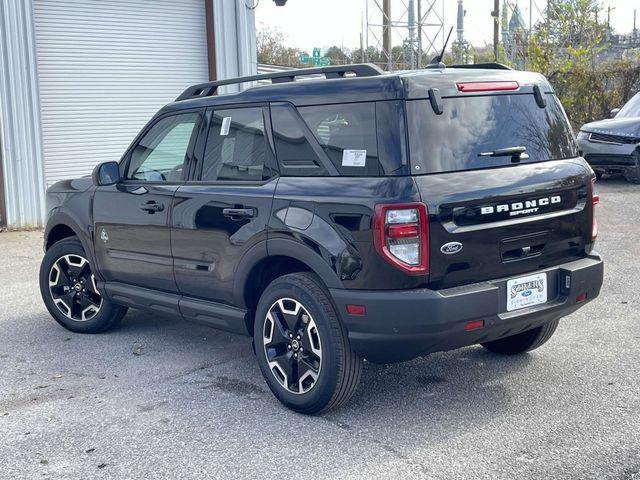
[407,94,577,174]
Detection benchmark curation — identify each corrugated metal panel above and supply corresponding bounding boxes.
[0,0,47,227]
[33,0,209,186]
[213,0,257,94]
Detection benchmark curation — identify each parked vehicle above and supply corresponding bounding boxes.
[577,92,640,183]
[40,63,604,414]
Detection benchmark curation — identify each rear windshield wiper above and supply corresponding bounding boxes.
[478,146,529,161]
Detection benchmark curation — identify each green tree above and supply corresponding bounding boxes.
[524,0,640,127]
[323,46,351,65]
[257,28,303,66]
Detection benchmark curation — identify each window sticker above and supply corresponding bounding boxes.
[341,149,367,167]
[220,117,232,136]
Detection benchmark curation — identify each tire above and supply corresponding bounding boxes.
[481,319,559,355]
[624,167,640,184]
[594,170,604,180]
[253,272,362,414]
[39,237,127,333]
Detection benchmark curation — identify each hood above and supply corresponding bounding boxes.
[46,176,94,194]
[580,116,640,139]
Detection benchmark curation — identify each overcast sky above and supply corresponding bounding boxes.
[255,0,639,55]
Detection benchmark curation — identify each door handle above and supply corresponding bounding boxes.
[222,207,255,219]
[139,201,164,213]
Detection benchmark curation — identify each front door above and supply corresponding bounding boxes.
[93,110,203,292]
[172,105,278,305]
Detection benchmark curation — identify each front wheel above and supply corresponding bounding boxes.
[39,237,127,333]
[624,167,640,184]
[254,272,362,414]
[481,319,559,355]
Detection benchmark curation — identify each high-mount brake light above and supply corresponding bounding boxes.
[591,177,599,241]
[373,203,429,275]
[456,81,520,93]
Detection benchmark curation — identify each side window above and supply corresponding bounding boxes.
[298,102,380,176]
[127,112,200,182]
[201,107,275,181]
[270,104,328,176]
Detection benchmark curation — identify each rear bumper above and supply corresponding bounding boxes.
[330,254,604,363]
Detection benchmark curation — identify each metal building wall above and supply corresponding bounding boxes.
[0,0,47,228]
[213,0,257,94]
[0,0,256,228]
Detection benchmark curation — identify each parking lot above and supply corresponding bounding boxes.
[0,179,638,479]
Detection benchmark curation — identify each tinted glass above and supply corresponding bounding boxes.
[127,113,200,182]
[298,102,380,176]
[407,94,577,174]
[270,105,328,176]
[618,92,640,118]
[202,107,275,181]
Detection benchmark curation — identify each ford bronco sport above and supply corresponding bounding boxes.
[40,63,604,414]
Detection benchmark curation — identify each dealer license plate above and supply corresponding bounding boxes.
[506,273,548,312]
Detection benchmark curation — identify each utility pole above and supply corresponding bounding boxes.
[417,0,422,68]
[492,0,500,61]
[383,0,391,70]
[408,0,416,68]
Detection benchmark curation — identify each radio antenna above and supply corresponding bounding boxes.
[426,26,453,69]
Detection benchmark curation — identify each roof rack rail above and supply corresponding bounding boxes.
[448,63,512,71]
[176,63,384,101]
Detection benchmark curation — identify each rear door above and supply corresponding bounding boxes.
[407,91,595,290]
[93,110,203,292]
[171,105,278,306]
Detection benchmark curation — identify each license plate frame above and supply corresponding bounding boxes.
[506,272,548,312]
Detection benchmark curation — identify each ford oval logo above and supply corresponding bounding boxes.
[522,290,532,297]
[440,242,463,255]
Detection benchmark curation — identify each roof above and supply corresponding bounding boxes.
[163,63,553,114]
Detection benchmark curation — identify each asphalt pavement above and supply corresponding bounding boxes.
[0,179,638,479]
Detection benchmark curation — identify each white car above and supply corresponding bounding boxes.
[577,92,640,183]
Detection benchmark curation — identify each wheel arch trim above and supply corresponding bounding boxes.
[44,211,101,280]
[233,238,343,312]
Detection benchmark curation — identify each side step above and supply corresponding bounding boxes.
[100,282,249,336]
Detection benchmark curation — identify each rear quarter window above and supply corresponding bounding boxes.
[407,93,577,174]
[298,102,380,176]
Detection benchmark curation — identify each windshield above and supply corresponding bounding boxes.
[407,94,577,174]
[617,92,640,118]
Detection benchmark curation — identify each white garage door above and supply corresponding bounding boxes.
[33,0,209,185]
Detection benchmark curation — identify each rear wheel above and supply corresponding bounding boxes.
[481,319,559,355]
[253,272,362,414]
[39,237,127,333]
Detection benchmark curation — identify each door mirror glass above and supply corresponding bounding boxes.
[610,108,620,118]
[92,161,120,186]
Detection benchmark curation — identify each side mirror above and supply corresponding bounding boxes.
[92,161,121,186]
[610,108,620,118]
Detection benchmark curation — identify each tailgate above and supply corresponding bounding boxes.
[414,159,594,289]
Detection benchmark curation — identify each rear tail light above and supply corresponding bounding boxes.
[373,203,429,275]
[591,177,599,241]
[456,81,519,93]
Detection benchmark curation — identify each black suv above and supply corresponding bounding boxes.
[40,64,604,414]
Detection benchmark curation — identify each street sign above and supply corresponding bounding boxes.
[299,53,309,65]
[312,47,321,65]
[319,57,331,66]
